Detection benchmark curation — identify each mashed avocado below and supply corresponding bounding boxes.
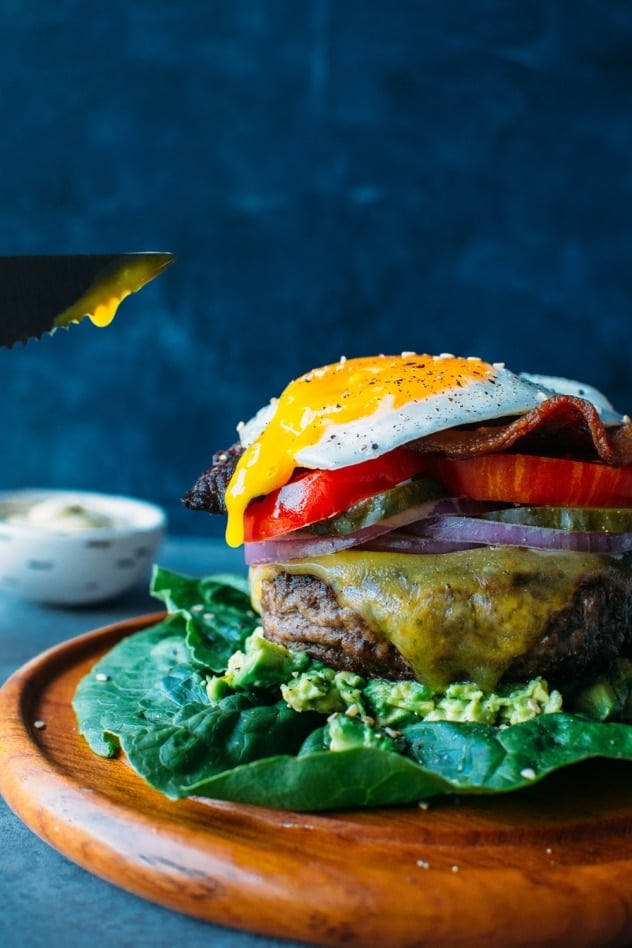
[205,628,632,756]
[206,627,578,752]
[284,662,563,728]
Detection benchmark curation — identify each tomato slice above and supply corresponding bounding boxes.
[429,454,632,508]
[243,446,429,542]
[244,449,632,544]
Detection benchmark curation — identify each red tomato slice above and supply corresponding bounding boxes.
[429,454,632,508]
[243,446,429,542]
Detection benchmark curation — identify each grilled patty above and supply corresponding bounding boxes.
[255,553,632,690]
[259,571,415,680]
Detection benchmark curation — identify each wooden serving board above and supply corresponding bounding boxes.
[2,616,632,948]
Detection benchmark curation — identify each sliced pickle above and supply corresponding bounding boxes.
[481,506,632,533]
[308,477,446,537]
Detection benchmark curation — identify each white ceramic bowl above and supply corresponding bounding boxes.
[0,489,167,606]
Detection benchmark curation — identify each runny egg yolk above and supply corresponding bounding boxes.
[224,353,495,547]
[54,285,131,329]
[53,254,174,329]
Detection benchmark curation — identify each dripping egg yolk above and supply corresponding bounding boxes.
[224,353,496,547]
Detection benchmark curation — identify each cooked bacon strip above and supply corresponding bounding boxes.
[411,395,632,466]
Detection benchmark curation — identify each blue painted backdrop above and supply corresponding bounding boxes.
[1,1,631,537]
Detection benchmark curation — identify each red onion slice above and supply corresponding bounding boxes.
[415,515,632,554]
[244,497,498,564]
[244,502,433,564]
[357,532,481,555]
[244,494,632,564]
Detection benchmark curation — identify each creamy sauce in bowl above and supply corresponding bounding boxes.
[4,499,123,533]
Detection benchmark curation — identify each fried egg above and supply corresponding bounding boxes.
[225,353,625,547]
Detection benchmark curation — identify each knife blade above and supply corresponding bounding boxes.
[0,252,175,348]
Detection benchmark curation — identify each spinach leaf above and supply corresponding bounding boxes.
[120,700,320,799]
[184,714,632,809]
[129,714,632,809]
[186,747,456,810]
[150,566,258,670]
[403,714,632,791]
[73,614,194,757]
[73,605,321,797]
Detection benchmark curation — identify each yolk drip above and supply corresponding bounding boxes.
[53,253,174,330]
[224,353,494,547]
[86,293,131,328]
[54,286,130,329]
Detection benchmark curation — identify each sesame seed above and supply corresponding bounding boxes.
[520,767,537,780]
[33,720,46,730]
[384,726,402,739]
[416,859,430,869]
[95,672,110,682]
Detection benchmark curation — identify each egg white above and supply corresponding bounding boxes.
[237,363,626,472]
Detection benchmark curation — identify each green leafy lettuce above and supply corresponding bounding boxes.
[72,566,632,811]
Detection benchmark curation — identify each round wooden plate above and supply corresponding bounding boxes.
[1,615,632,948]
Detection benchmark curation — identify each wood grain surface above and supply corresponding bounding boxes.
[1,614,632,948]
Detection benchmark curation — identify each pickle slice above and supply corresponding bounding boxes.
[307,478,446,537]
[482,506,632,533]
